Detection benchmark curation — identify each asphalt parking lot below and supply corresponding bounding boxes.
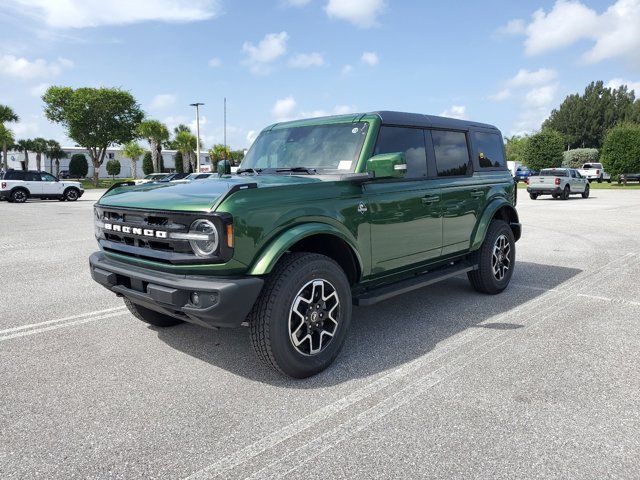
[1,189,639,479]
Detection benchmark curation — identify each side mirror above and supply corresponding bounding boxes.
[366,152,407,179]
[217,159,231,176]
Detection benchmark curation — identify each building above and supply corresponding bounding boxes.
[4,146,213,178]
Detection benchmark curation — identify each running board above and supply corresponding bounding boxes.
[353,261,477,306]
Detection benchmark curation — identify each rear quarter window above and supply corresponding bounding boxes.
[4,171,25,180]
[472,131,506,169]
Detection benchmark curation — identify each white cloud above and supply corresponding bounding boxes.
[272,96,297,120]
[439,105,467,120]
[288,52,325,68]
[360,51,379,66]
[6,0,222,28]
[12,120,40,137]
[488,88,511,101]
[29,82,50,97]
[242,31,289,74]
[508,68,557,87]
[246,130,257,144]
[500,0,640,66]
[150,94,176,110]
[524,84,558,108]
[341,64,354,75]
[1,55,72,79]
[333,105,356,115]
[497,18,526,35]
[606,77,640,93]
[325,0,386,28]
[208,57,221,67]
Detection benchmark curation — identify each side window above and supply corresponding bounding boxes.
[431,130,471,177]
[41,172,56,181]
[373,126,427,178]
[473,131,506,168]
[24,172,41,181]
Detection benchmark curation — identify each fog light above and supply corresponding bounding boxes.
[191,292,200,306]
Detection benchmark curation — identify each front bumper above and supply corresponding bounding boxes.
[89,251,263,328]
[527,186,562,195]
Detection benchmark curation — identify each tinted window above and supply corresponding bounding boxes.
[24,172,40,181]
[473,132,506,168]
[373,126,427,178]
[40,172,56,181]
[540,169,568,177]
[432,130,471,177]
[4,171,25,180]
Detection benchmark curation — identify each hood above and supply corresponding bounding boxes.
[97,174,324,211]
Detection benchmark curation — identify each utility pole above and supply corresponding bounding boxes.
[190,102,204,171]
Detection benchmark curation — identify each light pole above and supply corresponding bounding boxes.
[190,102,204,171]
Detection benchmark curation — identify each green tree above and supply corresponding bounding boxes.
[137,120,169,173]
[15,139,32,170]
[0,104,19,170]
[174,151,184,173]
[31,137,48,171]
[600,123,640,178]
[208,144,231,169]
[562,148,599,168]
[230,149,245,164]
[543,81,639,149]
[69,153,89,177]
[142,151,154,175]
[504,135,529,165]
[174,130,197,173]
[106,159,121,180]
[46,140,67,177]
[121,141,144,179]
[43,86,143,186]
[522,129,564,171]
[0,125,15,170]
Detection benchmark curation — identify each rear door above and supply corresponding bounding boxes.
[365,126,443,273]
[23,171,42,195]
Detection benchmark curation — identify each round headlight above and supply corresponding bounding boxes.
[189,219,219,257]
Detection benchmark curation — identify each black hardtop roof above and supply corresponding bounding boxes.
[371,111,499,131]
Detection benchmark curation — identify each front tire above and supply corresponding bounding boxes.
[581,184,590,198]
[249,252,352,378]
[123,298,184,327]
[561,185,570,200]
[529,192,538,200]
[467,220,515,295]
[64,188,80,201]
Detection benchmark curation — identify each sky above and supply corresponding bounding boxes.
[1,0,639,150]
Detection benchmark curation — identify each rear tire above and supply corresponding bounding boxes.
[529,193,538,200]
[123,298,184,327]
[467,220,515,295]
[581,184,590,198]
[9,189,28,203]
[248,252,352,378]
[561,185,570,200]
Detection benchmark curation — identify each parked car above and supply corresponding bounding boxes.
[157,172,189,182]
[527,167,589,200]
[134,173,170,185]
[577,163,611,183]
[90,110,520,378]
[0,169,84,203]
[514,166,537,182]
[171,172,217,184]
[618,173,640,184]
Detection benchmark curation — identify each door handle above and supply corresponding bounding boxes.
[470,189,485,198]
[422,195,440,204]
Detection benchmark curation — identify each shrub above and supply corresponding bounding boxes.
[522,129,564,171]
[562,148,599,168]
[142,151,154,174]
[69,153,88,178]
[106,159,121,179]
[174,151,183,173]
[601,123,640,176]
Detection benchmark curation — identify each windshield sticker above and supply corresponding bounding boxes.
[352,127,359,133]
[338,160,352,170]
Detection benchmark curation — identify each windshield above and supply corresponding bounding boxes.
[145,174,166,179]
[240,122,369,173]
[583,163,602,169]
[540,169,568,177]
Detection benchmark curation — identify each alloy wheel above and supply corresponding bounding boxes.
[288,279,340,356]
[492,234,511,281]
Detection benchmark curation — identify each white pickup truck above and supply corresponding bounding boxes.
[577,163,611,183]
[0,169,84,203]
[527,167,590,200]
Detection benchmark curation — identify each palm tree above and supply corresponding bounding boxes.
[16,139,32,170]
[209,144,232,169]
[0,125,14,171]
[121,141,144,179]
[174,130,197,173]
[31,137,48,171]
[137,120,169,173]
[0,104,19,170]
[46,140,67,177]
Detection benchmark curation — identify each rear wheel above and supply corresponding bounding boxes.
[468,220,515,295]
[581,184,590,198]
[529,192,538,200]
[552,194,559,199]
[561,185,570,200]
[9,189,28,203]
[249,252,351,378]
[123,298,184,327]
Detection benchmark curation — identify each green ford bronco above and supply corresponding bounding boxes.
[90,111,520,378]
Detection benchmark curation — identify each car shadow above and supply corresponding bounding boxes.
[153,261,581,387]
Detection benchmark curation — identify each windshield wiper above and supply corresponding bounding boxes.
[275,167,317,174]
[236,168,261,175]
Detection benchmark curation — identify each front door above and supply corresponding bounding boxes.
[39,172,65,196]
[365,126,443,275]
